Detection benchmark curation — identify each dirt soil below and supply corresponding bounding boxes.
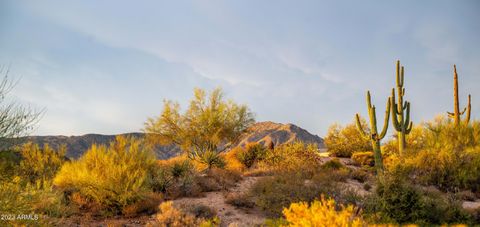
[173,176,266,227]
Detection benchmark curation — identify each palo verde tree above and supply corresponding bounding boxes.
[447,65,471,126]
[390,60,412,155]
[144,87,255,169]
[355,91,390,173]
[0,66,42,149]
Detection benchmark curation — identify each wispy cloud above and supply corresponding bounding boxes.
[1,0,479,136]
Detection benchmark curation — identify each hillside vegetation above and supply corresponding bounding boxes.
[1,62,479,226]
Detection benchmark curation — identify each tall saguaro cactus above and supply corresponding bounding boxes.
[390,61,412,155]
[355,91,391,173]
[447,65,471,126]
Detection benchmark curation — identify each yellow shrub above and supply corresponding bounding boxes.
[18,142,66,183]
[54,136,156,212]
[223,146,246,172]
[324,120,372,158]
[281,195,365,226]
[351,151,374,167]
[154,201,218,227]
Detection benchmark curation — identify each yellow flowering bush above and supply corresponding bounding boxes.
[282,196,364,227]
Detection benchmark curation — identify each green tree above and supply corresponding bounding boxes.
[144,87,255,169]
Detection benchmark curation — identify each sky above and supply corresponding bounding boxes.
[0,0,479,137]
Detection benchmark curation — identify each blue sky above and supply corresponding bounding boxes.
[0,1,479,137]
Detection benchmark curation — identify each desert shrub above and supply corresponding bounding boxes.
[324,119,372,157]
[351,151,374,167]
[186,204,217,220]
[236,143,267,168]
[152,157,199,196]
[0,150,20,181]
[154,201,218,227]
[261,141,320,177]
[0,177,32,214]
[382,124,427,156]
[18,142,66,184]
[363,183,372,191]
[364,174,472,225]
[196,168,241,192]
[386,118,480,192]
[196,150,226,170]
[321,158,344,170]
[0,177,73,225]
[280,195,365,226]
[351,169,370,183]
[223,146,246,172]
[54,136,156,214]
[248,169,344,217]
[225,192,255,208]
[122,192,163,217]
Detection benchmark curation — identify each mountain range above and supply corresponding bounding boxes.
[23,121,325,159]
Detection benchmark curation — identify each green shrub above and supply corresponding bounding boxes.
[324,119,372,157]
[197,150,226,170]
[53,136,156,214]
[351,151,374,167]
[321,158,344,170]
[248,169,346,217]
[364,174,472,225]
[236,143,267,168]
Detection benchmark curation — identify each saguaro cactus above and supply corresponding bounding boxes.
[355,91,391,173]
[447,65,471,126]
[390,61,412,155]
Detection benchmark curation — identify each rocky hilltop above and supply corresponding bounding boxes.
[24,122,324,159]
[235,121,324,149]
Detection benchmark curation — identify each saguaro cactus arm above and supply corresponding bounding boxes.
[355,114,369,140]
[378,99,391,139]
[465,94,471,124]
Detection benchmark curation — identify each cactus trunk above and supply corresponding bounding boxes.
[391,61,412,155]
[355,91,390,174]
[372,139,383,172]
[448,65,472,126]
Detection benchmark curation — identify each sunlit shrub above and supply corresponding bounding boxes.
[262,141,320,177]
[153,201,219,227]
[281,195,365,226]
[387,118,480,192]
[324,119,372,157]
[223,146,246,172]
[236,142,267,168]
[18,142,66,184]
[351,151,374,167]
[54,136,156,214]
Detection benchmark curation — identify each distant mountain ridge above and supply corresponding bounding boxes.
[23,122,324,159]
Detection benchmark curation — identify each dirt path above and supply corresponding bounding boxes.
[173,176,266,227]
